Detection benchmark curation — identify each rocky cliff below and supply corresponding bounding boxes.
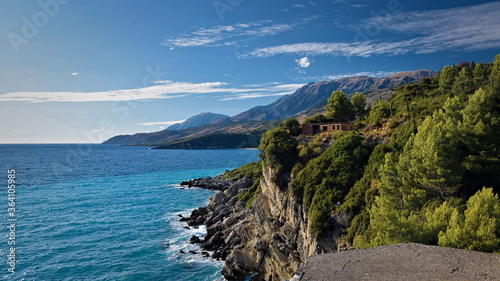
[181,166,344,280]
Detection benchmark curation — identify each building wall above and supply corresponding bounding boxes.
[301,122,355,136]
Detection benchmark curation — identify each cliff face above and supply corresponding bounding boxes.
[226,166,320,280]
[184,166,341,280]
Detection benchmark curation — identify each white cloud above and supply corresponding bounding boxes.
[295,57,311,68]
[70,72,79,76]
[303,70,401,81]
[245,2,500,58]
[0,81,227,103]
[0,81,305,103]
[219,83,304,101]
[138,120,186,126]
[162,19,314,48]
[220,92,289,101]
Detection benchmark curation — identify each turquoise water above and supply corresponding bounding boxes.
[0,144,259,280]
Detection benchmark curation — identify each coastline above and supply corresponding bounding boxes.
[177,175,256,279]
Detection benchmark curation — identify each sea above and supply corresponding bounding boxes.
[0,144,260,281]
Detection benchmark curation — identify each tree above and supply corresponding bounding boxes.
[367,99,391,125]
[438,65,459,94]
[472,63,492,89]
[258,128,298,188]
[259,128,298,171]
[326,90,354,122]
[351,92,367,120]
[279,118,301,136]
[399,112,463,201]
[439,187,500,253]
[452,66,474,98]
[490,54,500,93]
[304,114,328,124]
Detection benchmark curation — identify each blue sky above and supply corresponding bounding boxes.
[1,0,499,143]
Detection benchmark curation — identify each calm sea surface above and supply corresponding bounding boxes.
[0,144,259,280]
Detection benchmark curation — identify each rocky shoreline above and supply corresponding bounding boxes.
[178,175,256,279]
[177,174,500,281]
[177,167,343,281]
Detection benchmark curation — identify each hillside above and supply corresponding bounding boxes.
[177,55,500,281]
[103,121,272,145]
[166,112,230,130]
[231,69,435,122]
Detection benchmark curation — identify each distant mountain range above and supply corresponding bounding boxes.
[232,69,435,122]
[103,69,436,146]
[166,112,230,131]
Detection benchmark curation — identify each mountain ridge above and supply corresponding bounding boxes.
[167,112,230,130]
[103,69,436,146]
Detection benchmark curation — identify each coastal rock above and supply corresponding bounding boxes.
[180,168,341,280]
[190,235,202,244]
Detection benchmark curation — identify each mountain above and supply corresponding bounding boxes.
[231,69,436,122]
[103,121,274,145]
[103,69,436,146]
[167,112,230,130]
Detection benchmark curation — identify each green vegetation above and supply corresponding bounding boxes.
[259,126,299,188]
[351,92,368,120]
[326,90,355,122]
[290,132,373,235]
[348,55,500,253]
[279,118,301,136]
[248,54,500,253]
[304,114,328,124]
[153,132,262,149]
[366,99,391,126]
[224,161,264,208]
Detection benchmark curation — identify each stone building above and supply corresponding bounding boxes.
[302,122,355,135]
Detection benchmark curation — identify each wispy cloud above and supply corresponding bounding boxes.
[299,70,401,81]
[0,81,304,103]
[219,83,304,101]
[162,18,313,49]
[245,2,500,58]
[0,81,227,103]
[70,72,79,76]
[138,120,186,126]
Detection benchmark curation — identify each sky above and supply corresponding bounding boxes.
[0,0,499,143]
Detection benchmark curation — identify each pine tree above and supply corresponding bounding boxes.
[439,65,460,94]
[439,187,500,253]
[351,92,367,120]
[452,66,474,98]
[326,90,355,122]
[472,63,492,89]
[490,54,500,93]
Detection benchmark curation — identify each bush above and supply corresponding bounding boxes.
[259,128,298,187]
[304,114,329,124]
[279,118,301,136]
[290,132,373,236]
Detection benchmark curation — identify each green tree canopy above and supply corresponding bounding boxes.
[351,92,367,120]
[439,187,500,253]
[326,90,355,122]
[304,114,328,124]
[279,118,301,136]
[367,99,391,125]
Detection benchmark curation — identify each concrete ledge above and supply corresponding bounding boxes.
[299,242,500,281]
